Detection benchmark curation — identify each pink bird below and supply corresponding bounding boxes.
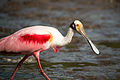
[0,20,99,80]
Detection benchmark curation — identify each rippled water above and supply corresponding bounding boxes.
[0,0,120,80]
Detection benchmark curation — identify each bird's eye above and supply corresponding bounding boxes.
[76,24,79,26]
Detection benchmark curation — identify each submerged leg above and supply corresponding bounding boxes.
[10,55,30,80]
[33,51,50,80]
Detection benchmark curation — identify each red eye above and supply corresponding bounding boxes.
[76,24,79,26]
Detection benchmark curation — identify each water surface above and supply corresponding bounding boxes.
[0,0,120,80]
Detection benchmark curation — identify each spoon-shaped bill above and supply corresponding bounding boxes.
[76,25,100,54]
[86,38,100,54]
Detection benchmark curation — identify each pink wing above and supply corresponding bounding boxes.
[0,33,51,53]
[19,34,50,44]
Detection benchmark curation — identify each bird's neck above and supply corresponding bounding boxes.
[60,27,74,46]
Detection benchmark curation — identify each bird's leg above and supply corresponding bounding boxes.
[33,51,50,80]
[10,55,30,80]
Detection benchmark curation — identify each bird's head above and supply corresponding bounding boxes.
[70,20,100,54]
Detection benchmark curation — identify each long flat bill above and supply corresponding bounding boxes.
[87,39,100,54]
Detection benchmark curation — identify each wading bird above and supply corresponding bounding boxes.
[0,20,99,80]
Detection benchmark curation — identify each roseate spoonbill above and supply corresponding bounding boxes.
[0,20,99,80]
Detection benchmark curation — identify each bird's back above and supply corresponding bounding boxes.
[0,26,63,54]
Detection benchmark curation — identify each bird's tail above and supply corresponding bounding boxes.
[0,36,9,52]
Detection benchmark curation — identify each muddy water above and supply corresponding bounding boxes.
[0,0,120,80]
